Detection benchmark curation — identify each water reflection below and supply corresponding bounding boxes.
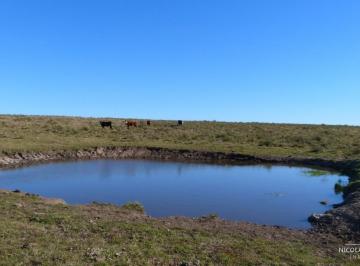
[0,159,347,229]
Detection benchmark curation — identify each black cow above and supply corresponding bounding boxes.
[178,120,183,126]
[100,121,112,129]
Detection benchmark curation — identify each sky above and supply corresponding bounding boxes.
[0,0,359,125]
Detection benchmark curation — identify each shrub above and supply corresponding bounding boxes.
[334,182,344,194]
[259,139,272,147]
[121,202,145,213]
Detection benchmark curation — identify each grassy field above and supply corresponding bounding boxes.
[1,115,360,265]
[1,115,360,160]
[0,190,352,266]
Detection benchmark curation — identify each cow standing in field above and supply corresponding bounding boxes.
[178,120,183,126]
[126,120,137,128]
[100,121,112,129]
[147,120,151,126]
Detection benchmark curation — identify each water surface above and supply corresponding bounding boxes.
[0,160,347,228]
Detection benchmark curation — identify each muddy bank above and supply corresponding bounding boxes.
[0,146,359,241]
[0,146,355,169]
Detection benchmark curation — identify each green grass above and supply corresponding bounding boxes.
[0,190,353,265]
[119,202,145,213]
[1,114,360,160]
[303,169,334,176]
[335,182,345,194]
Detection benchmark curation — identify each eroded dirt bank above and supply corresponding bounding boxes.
[0,146,359,242]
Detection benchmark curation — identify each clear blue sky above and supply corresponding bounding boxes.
[0,0,359,125]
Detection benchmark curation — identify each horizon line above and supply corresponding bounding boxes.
[0,112,358,128]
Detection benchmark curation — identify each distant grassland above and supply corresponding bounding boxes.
[0,115,359,160]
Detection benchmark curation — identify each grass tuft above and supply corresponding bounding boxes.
[121,202,145,213]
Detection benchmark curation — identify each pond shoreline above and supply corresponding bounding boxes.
[0,146,359,241]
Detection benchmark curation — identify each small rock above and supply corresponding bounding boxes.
[308,213,325,223]
[320,200,328,205]
[308,213,333,224]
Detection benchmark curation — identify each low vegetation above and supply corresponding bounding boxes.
[335,182,345,194]
[0,190,353,265]
[120,201,145,213]
[303,169,334,177]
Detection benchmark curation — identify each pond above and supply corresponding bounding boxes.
[0,159,347,228]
